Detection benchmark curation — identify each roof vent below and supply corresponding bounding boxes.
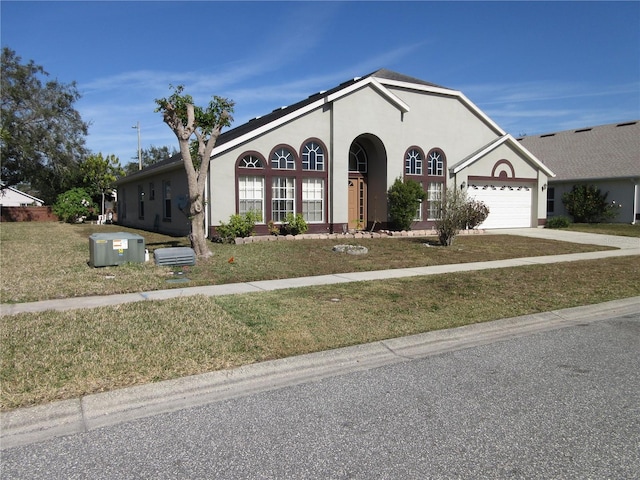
[616,121,637,127]
[540,133,555,138]
[574,128,592,133]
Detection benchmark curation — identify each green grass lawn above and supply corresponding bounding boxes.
[1,222,638,411]
[0,222,616,303]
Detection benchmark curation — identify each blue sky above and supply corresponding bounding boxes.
[2,1,639,167]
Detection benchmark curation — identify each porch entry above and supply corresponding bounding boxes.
[348,175,367,230]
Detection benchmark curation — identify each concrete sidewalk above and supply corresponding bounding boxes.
[1,228,638,316]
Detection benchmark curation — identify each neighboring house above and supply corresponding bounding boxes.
[0,185,44,206]
[116,69,554,236]
[518,121,640,224]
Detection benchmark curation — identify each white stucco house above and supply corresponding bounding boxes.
[0,185,44,207]
[116,69,554,237]
[517,121,640,224]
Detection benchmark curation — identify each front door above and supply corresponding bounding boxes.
[348,175,367,230]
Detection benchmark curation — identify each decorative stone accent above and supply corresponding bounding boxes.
[332,244,369,255]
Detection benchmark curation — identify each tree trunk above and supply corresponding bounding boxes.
[189,208,211,257]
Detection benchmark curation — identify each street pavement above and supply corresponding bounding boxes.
[1,301,638,479]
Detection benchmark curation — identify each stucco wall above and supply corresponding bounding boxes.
[117,166,192,236]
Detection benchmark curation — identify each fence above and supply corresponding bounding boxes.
[0,206,59,222]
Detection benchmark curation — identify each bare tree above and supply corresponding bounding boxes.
[155,86,234,257]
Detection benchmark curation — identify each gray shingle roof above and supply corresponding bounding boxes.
[517,121,640,181]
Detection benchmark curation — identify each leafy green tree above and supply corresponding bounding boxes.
[387,178,426,230]
[155,85,234,257]
[1,47,88,204]
[52,188,96,223]
[80,153,125,218]
[124,145,178,175]
[562,184,618,223]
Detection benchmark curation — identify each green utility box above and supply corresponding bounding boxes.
[89,232,146,267]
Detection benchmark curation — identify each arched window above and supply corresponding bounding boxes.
[349,142,367,173]
[237,153,266,220]
[271,147,296,169]
[426,149,446,220]
[302,141,325,171]
[428,149,445,176]
[405,147,424,176]
[239,155,265,168]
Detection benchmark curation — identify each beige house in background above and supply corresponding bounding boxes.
[518,121,640,224]
[116,69,554,237]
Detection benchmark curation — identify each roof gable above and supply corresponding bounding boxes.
[450,134,555,177]
[517,121,640,181]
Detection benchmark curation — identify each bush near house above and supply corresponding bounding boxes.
[215,211,261,242]
[562,184,619,223]
[387,178,426,231]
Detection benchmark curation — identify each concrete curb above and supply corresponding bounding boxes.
[2,296,639,450]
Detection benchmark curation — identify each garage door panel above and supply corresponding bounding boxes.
[469,185,532,229]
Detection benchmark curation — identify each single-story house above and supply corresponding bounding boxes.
[116,69,554,236]
[517,121,639,224]
[0,185,44,206]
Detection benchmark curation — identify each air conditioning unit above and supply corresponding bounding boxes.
[153,247,196,267]
[89,232,146,267]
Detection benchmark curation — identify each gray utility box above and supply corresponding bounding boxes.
[89,232,146,267]
[154,247,196,267]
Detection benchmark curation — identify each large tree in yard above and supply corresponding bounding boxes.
[155,85,234,257]
[1,47,88,204]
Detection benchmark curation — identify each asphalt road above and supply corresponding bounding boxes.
[2,311,639,479]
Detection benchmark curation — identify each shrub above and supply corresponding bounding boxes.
[434,188,468,246]
[387,178,426,231]
[546,216,571,229]
[282,213,308,236]
[562,184,619,223]
[216,211,261,242]
[52,188,96,223]
[463,199,490,229]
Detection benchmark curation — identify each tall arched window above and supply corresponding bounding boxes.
[426,148,446,220]
[300,139,327,223]
[237,153,266,221]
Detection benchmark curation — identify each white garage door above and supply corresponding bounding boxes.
[469,184,533,229]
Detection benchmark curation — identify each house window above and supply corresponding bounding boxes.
[302,178,324,222]
[138,185,145,219]
[427,150,444,176]
[239,175,265,220]
[302,142,325,171]
[405,148,423,175]
[149,182,155,201]
[240,155,264,168]
[271,147,296,170]
[162,180,171,220]
[547,187,555,213]
[414,181,424,221]
[349,142,367,173]
[427,182,443,220]
[272,177,295,221]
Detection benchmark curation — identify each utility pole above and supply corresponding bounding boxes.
[132,122,141,170]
